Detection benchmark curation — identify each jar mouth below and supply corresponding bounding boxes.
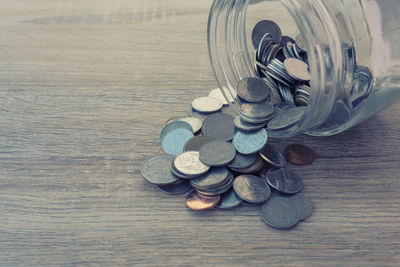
[207,0,343,137]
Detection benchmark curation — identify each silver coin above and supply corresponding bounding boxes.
[237,78,270,103]
[209,88,234,105]
[202,113,235,141]
[161,128,194,156]
[239,113,272,124]
[233,175,271,204]
[174,151,210,176]
[295,95,309,106]
[284,58,311,82]
[227,152,257,170]
[252,20,282,47]
[190,167,230,190]
[141,154,181,185]
[196,171,234,196]
[234,116,267,131]
[230,155,265,174]
[266,167,304,194]
[160,121,192,141]
[170,160,200,179]
[267,106,306,130]
[192,96,223,113]
[199,141,236,167]
[178,117,203,134]
[158,179,192,195]
[232,129,268,155]
[240,102,274,119]
[278,83,295,105]
[289,192,313,221]
[216,188,243,209]
[260,195,300,229]
[183,136,216,152]
[258,143,286,167]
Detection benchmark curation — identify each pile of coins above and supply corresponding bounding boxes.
[142,86,316,230]
[251,20,311,110]
[141,20,320,230]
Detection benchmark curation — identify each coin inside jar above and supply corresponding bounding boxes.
[283,58,311,82]
[251,20,282,47]
[185,190,220,211]
[284,144,315,166]
[236,77,270,103]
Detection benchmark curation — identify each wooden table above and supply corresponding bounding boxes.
[1,0,399,266]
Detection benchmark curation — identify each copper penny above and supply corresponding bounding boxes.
[185,190,220,211]
[284,144,315,166]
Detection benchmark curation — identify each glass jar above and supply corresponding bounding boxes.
[207,0,400,137]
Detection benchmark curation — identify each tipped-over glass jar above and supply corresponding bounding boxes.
[207,0,400,137]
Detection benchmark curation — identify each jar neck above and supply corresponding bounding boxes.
[207,0,356,137]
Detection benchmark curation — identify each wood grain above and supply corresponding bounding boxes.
[1,0,399,266]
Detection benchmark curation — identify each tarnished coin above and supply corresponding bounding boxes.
[234,116,267,132]
[185,190,220,211]
[232,129,268,155]
[199,141,236,167]
[192,96,223,113]
[141,154,181,185]
[184,136,216,152]
[161,128,194,156]
[240,102,274,119]
[160,121,193,141]
[259,143,286,167]
[252,20,282,47]
[217,188,243,209]
[227,152,257,170]
[290,192,313,221]
[284,144,315,166]
[170,161,199,179]
[267,106,306,130]
[233,175,271,204]
[178,117,203,134]
[230,155,265,174]
[259,196,300,229]
[174,151,210,176]
[190,167,229,190]
[202,113,235,141]
[209,88,234,105]
[197,171,234,196]
[283,58,311,82]
[237,78,270,103]
[158,180,192,195]
[266,167,304,194]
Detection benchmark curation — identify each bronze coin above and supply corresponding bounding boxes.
[185,190,221,211]
[284,144,315,166]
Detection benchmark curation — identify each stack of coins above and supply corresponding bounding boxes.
[141,83,316,229]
